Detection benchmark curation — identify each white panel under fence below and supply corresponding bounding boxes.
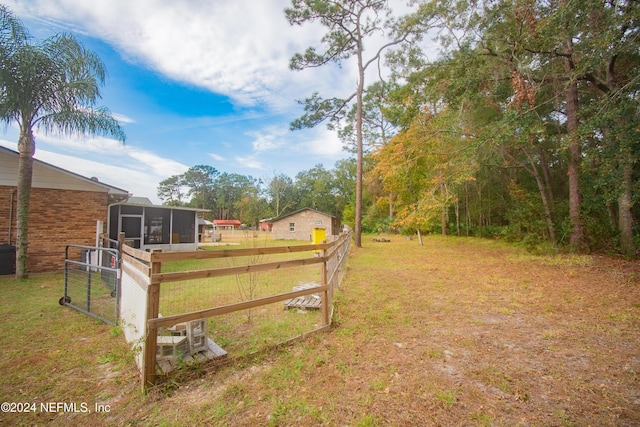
[119,260,149,372]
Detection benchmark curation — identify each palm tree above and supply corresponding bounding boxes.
[0,6,126,278]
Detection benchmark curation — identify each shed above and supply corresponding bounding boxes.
[213,219,241,231]
[259,218,273,232]
[108,198,208,252]
[197,218,214,241]
[0,146,129,273]
[270,208,339,241]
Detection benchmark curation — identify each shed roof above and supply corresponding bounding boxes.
[213,219,242,226]
[112,197,208,212]
[271,207,335,222]
[197,218,214,226]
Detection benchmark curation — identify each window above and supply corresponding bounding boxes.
[172,210,196,243]
[289,222,295,232]
[121,216,142,249]
[144,208,171,244]
[315,220,323,225]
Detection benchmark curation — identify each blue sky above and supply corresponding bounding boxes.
[1,0,411,203]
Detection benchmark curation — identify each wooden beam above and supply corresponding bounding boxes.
[152,256,325,284]
[122,253,150,277]
[321,245,330,327]
[147,285,329,330]
[122,244,152,262]
[142,250,161,391]
[150,241,334,262]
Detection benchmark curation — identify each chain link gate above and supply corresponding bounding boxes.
[59,237,120,325]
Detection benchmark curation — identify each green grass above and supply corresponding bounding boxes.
[154,238,327,358]
[434,389,457,407]
[0,273,135,426]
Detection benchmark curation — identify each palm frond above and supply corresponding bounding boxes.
[37,106,126,143]
[0,5,29,51]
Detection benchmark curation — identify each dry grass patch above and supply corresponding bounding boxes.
[1,235,639,426]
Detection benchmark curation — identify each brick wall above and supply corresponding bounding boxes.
[0,185,108,273]
[272,209,335,240]
[0,187,17,247]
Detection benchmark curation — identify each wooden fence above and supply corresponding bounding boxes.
[120,232,352,391]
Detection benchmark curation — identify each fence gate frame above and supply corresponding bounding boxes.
[118,231,352,391]
[60,236,121,326]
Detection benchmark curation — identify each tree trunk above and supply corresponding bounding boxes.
[563,39,586,251]
[477,184,483,237]
[523,148,557,247]
[454,198,460,236]
[354,38,365,248]
[439,178,447,236]
[618,160,634,256]
[536,145,555,207]
[532,162,558,247]
[16,129,35,279]
[465,182,470,236]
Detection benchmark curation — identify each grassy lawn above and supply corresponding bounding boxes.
[1,235,639,426]
[157,237,325,357]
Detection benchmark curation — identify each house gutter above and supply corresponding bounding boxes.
[8,189,15,244]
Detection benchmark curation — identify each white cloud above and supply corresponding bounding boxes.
[7,0,333,109]
[294,127,345,158]
[122,146,188,178]
[2,0,413,190]
[112,112,136,124]
[235,155,263,170]
[247,126,288,152]
[5,0,415,113]
[35,133,125,155]
[31,132,187,177]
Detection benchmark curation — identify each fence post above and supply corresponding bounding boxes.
[142,249,161,392]
[321,242,330,327]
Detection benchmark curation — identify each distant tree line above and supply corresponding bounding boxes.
[157,159,356,229]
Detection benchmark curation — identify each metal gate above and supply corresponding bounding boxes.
[59,237,120,325]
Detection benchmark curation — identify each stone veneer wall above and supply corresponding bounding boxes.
[0,186,108,273]
[271,210,334,240]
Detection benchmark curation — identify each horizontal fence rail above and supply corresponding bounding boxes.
[152,256,326,284]
[119,232,352,391]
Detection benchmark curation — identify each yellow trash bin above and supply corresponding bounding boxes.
[312,227,326,245]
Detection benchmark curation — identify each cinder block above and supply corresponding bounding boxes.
[156,335,188,359]
[187,319,208,354]
[168,323,187,336]
[293,283,321,301]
